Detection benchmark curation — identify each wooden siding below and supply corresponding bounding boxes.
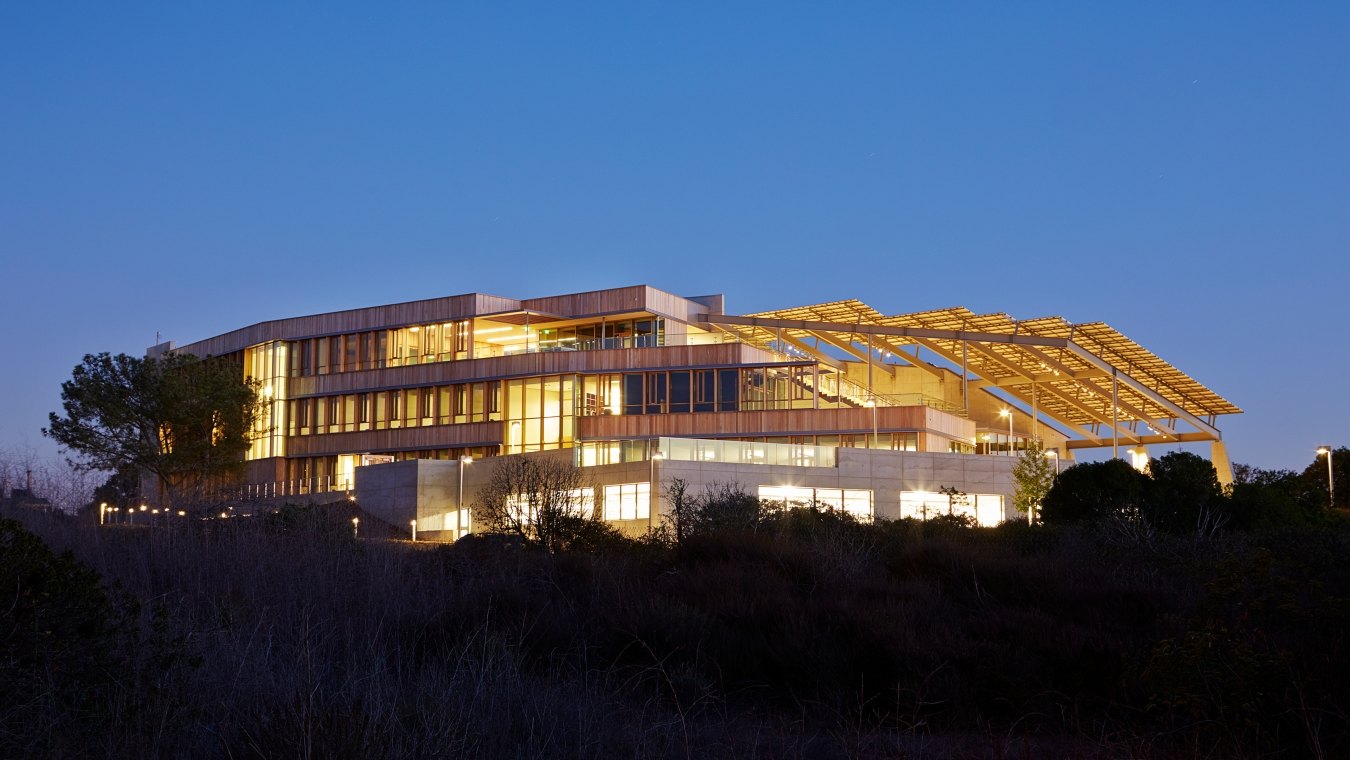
[174,285,719,359]
[178,293,510,357]
[284,421,503,457]
[289,343,792,397]
[578,406,970,441]
[520,285,714,324]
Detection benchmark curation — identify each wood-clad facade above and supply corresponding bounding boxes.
[159,284,987,505]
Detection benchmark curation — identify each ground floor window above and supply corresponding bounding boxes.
[758,486,873,522]
[899,491,1003,526]
[507,488,595,523]
[603,482,650,521]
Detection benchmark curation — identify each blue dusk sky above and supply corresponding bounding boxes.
[1,2,1346,473]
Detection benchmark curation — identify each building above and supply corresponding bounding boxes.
[156,285,1240,536]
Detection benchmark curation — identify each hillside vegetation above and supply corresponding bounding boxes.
[4,494,1348,759]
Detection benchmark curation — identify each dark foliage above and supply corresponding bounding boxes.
[1041,458,1148,524]
[1142,451,1226,533]
[8,502,1350,758]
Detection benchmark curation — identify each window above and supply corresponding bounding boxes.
[669,371,691,413]
[900,491,1003,526]
[759,486,873,522]
[603,483,650,521]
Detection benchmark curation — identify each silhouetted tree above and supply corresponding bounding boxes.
[1041,459,1147,524]
[471,455,602,552]
[1302,446,1350,511]
[682,482,774,537]
[1144,451,1225,534]
[45,352,261,507]
[1227,466,1310,530]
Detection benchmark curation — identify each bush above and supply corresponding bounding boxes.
[1041,459,1148,524]
[0,518,122,755]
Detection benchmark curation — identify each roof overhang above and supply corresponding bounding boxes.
[699,299,1239,450]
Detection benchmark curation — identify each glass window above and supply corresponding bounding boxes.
[669,371,690,413]
[645,372,666,414]
[717,369,739,412]
[623,374,644,416]
[694,370,715,413]
[603,483,650,521]
[421,387,435,425]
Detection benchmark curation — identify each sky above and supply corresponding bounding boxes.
[1,2,1347,474]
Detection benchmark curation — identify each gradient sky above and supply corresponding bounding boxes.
[2,2,1346,473]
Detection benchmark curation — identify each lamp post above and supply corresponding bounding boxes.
[457,455,473,539]
[999,409,1013,456]
[410,519,417,542]
[1317,446,1335,509]
[1045,449,1060,475]
[99,502,107,526]
[865,399,879,449]
[649,450,664,531]
[352,516,360,539]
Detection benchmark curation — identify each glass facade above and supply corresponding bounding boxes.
[602,483,650,521]
[504,375,576,454]
[286,317,668,376]
[244,341,288,460]
[899,491,1004,527]
[758,486,874,522]
[287,381,502,436]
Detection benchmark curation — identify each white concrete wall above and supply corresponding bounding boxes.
[358,447,1022,541]
[355,459,460,533]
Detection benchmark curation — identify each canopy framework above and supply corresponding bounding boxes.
[700,299,1239,453]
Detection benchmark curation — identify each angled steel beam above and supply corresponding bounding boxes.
[1007,343,1181,439]
[1063,343,1221,440]
[1065,431,1217,449]
[958,340,1140,444]
[778,332,846,370]
[701,314,1070,349]
[810,330,896,378]
[905,336,1107,445]
[969,369,1109,388]
[702,313,1222,444]
[869,335,948,379]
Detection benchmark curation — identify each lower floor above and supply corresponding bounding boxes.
[353,438,1021,540]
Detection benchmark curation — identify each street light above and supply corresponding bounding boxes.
[1045,449,1060,475]
[458,455,473,539]
[865,399,879,449]
[999,409,1014,456]
[352,516,360,539]
[410,519,417,542]
[1317,446,1335,509]
[649,450,665,531]
[99,502,107,526]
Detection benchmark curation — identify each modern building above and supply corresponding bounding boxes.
[155,285,1240,536]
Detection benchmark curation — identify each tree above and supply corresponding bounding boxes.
[687,482,775,537]
[1012,439,1056,524]
[1041,459,1148,525]
[938,485,970,518]
[1227,466,1308,530]
[471,455,600,553]
[1301,446,1350,511]
[662,477,697,545]
[44,352,261,507]
[1143,451,1226,535]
